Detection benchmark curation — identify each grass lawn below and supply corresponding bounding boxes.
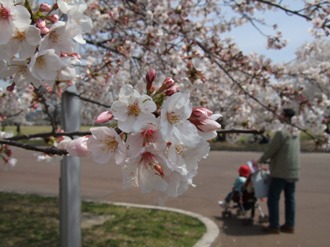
[0,192,206,247]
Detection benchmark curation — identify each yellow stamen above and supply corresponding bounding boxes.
[167,112,180,124]
[175,144,185,154]
[14,31,25,42]
[36,56,46,69]
[102,137,118,151]
[49,31,59,43]
[128,102,140,116]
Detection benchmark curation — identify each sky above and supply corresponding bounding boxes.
[223,2,320,64]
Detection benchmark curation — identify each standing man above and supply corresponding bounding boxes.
[258,108,301,234]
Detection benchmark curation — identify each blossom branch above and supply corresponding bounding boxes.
[66,91,111,108]
[0,139,68,156]
[5,131,91,141]
[32,85,58,132]
[255,0,312,21]
[217,129,264,134]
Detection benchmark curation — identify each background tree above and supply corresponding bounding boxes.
[1,0,330,166]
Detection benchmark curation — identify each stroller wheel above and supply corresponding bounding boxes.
[222,210,232,218]
[258,215,269,223]
[236,209,242,216]
[242,218,253,226]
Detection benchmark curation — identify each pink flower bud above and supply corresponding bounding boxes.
[165,84,179,96]
[162,77,175,88]
[95,111,113,124]
[39,3,52,12]
[155,77,177,95]
[146,69,156,92]
[149,85,156,94]
[146,69,156,84]
[40,27,50,34]
[198,118,221,132]
[191,107,212,119]
[36,19,46,29]
[189,107,221,132]
[0,5,10,20]
[47,14,59,23]
[61,52,81,59]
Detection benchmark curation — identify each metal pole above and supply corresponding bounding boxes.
[60,85,81,247]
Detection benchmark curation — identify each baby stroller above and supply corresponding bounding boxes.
[221,169,270,225]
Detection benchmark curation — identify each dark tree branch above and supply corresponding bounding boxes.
[5,131,91,141]
[3,110,25,119]
[255,0,312,21]
[66,91,111,108]
[0,139,68,155]
[32,85,58,132]
[217,129,264,134]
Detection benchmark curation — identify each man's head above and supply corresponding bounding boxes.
[281,108,295,123]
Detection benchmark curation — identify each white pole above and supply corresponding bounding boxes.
[60,85,81,247]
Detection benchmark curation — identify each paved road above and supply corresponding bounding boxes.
[1,149,330,247]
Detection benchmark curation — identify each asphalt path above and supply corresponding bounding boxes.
[1,149,329,247]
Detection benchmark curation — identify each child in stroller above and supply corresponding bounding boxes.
[218,161,269,225]
[218,163,251,209]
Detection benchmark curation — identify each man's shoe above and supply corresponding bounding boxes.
[262,226,280,234]
[280,225,294,234]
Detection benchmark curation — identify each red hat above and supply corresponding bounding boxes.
[238,164,251,177]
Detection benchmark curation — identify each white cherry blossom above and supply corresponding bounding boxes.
[0,131,13,139]
[57,0,87,14]
[28,49,63,82]
[65,136,90,157]
[163,172,191,198]
[167,140,189,176]
[66,4,93,44]
[125,122,165,159]
[39,22,76,54]
[159,92,201,147]
[0,59,39,89]
[0,0,30,45]
[0,25,41,60]
[122,145,170,194]
[87,127,126,165]
[110,84,157,133]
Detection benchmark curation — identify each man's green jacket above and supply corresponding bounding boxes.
[259,130,300,179]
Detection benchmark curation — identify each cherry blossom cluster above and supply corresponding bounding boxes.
[60,70,221,198]
[0,0,92,91]
[0,0,93,166]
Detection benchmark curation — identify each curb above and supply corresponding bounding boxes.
[109,202,220,247]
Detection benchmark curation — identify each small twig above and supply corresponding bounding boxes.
[0,140,68,156]
[66,91,111,108]
[5,131,91,141]
[255,0,312,21]
[217,129,264,134]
